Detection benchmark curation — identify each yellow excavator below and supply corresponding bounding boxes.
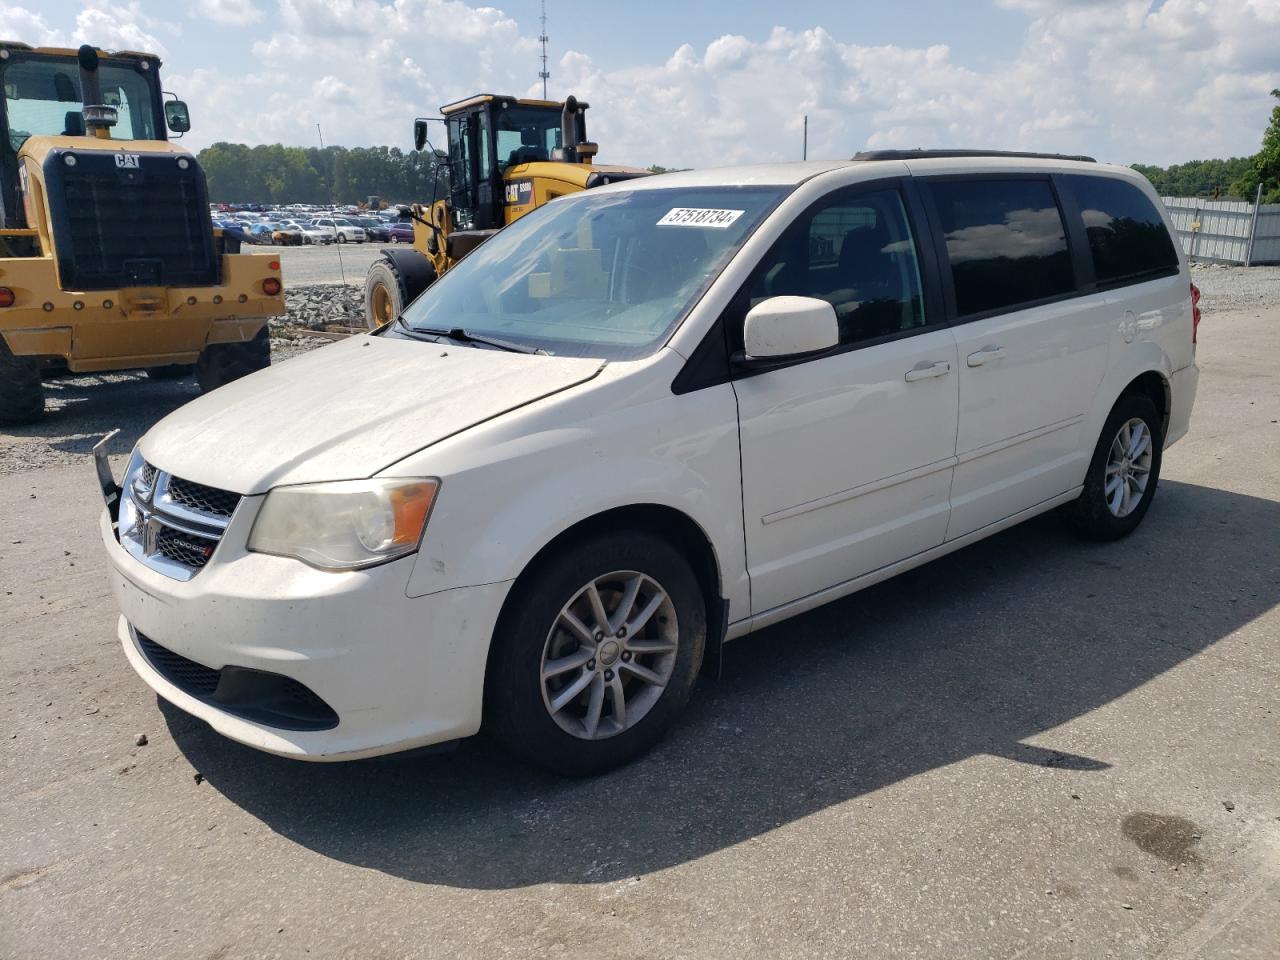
[0,42,284,423]
[364,93,649,328]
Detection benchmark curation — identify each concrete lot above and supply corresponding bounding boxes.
[1,306,1278,959]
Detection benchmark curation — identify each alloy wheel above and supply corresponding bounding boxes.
[539,570,679,740]
[1105,417,1153,518]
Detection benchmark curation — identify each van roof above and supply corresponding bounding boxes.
[614,153,1127,191]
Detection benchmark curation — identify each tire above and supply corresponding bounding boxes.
[1061,394,1163,541]
[195,326,271,393]
[337,233,347,244]
[486,530,706,776]
[364,258,407,329]
[0,337,45,425]
[145,364,195,380]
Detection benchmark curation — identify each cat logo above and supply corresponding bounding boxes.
[115,154,141,169]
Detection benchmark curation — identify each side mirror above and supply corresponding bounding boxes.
[414,118,428,152]
[740,296,839,364]
[165,100,191,133]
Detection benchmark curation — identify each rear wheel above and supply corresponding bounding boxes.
[1061,394,1163,540]
[486,531,706,776]
[195,326,271,393]
[0,338,45,425]
[337,233,347,244]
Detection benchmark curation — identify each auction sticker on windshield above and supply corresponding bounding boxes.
[657,208,745,228]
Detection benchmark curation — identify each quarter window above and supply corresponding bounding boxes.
[930,179,1074,317]
[748,188,927,347]
[1067,175,1179,286]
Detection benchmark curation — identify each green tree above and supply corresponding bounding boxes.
[196,143,448,205]
[1229,89,1280,204]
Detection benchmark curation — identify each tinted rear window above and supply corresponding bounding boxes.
[1068,175,1179,286]
[930,179,1075,317]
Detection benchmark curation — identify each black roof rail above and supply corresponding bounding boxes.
[852,149,1097,163]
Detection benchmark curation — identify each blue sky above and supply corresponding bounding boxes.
[5,0,1279,167]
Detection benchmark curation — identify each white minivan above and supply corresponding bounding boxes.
[97,151,1200,774]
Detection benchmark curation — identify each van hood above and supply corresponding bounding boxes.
[139,334,604,494]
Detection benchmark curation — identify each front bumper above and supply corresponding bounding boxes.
[101,507,511,761]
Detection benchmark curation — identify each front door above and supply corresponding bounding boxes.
[732,182,960,615]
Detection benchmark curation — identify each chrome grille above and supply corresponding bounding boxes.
[167,476,239,519]
[118,459,241,581]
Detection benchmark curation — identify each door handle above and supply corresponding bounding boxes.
[904,360,951,382]
[966,344,1006,366]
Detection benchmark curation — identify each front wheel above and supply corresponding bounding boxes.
[1061,394,1163,540]
[364,259,405,329]
[486,531,706,776]
[195,326,270,393]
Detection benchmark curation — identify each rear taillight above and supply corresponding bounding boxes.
[262,277,282,296]
[0,287,14,308]
[1190,282,1201,344]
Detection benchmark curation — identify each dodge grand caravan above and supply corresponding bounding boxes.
[97,151,1199,774]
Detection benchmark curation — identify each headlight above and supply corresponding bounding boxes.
[248,478,439,571]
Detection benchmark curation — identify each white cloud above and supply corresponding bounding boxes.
[4,0,1279,168]
[72,1,172,56]
[194,0,264,26]
[0,6,67,46]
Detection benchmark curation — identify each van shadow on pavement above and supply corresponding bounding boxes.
[162,479,1280,889]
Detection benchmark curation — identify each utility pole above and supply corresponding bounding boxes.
[316,123,325,149]
[538,0,550,99]
[802,115,808,161]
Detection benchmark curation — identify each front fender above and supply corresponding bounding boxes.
[394,378,749,622]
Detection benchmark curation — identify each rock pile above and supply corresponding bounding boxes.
[276,283,365,332]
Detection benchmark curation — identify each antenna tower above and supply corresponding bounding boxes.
[538,0,550,98]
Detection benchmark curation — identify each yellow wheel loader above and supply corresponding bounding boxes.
[0,42,285,424]
[363,94,649,328]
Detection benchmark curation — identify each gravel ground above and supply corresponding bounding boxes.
[2,305,1278,959]
[1190,262,1280,313]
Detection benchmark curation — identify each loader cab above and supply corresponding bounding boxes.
[440,94,587,231]
[0,43,178,230]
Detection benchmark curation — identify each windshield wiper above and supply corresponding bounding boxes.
[394,317,544,355]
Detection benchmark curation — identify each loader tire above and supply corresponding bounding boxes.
[364,258,406,330]
[196,326,271,393]
[0,338,45,425]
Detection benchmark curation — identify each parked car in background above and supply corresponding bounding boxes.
[387,221,415,243]
[353,216,391,241]
[247,223,275,244]
[271,223,305,246]
[287,221,333,245]
[311,217,367,244]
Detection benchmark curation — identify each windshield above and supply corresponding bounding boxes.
[1,53,162,153]
[494,104,570,172]
[400,185,787,360]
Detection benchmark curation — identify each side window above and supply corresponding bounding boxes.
[930,179,1074,317]
[748,187,927,347]
[1067,175,1179,286]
